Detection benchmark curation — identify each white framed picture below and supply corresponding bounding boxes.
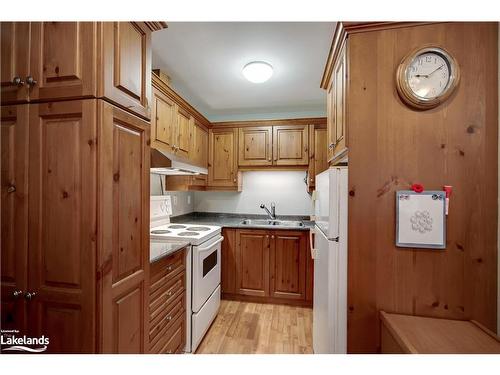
[396,190,446,249]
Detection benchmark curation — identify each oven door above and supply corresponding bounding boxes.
[192,235,223,313]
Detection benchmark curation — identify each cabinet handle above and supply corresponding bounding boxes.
[166,265,173,272]
[233,178,237,183]
[266,235,269,238]
[26,76,37,87]
[7,185,16,193]
[271,235,275,239]
[167,290,173,296]
[24,291,36,300]
[328,143,334,149]
[12,290,23,298]
[12,76,25,86]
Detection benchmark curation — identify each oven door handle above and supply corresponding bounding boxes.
[197,236,224,252]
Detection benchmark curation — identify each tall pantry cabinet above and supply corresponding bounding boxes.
[0,21,165,353]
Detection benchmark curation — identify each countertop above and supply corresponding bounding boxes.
[170,212,315,231]
[150,240,190,263]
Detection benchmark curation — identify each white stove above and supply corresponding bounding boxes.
[150,223,221,246]
[150,196,222,353]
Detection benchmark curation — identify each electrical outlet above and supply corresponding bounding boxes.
[187,195,191,205]
[172,195,178,206]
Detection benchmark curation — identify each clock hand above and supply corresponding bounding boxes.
[415,74,429,78]
[428,64,445,77]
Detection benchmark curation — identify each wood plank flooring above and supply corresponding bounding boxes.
[195,300,313,354]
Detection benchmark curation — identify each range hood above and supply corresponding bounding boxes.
[150,148,208,176]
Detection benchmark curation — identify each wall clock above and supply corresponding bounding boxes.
[396,46,460,110]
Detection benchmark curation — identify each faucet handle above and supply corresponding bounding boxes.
[260,204,265,208]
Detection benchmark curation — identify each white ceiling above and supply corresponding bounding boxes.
[152,22,336,122]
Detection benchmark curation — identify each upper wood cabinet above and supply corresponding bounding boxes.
[1,22,159,120]
[307,124,328,192]
[192,122,209,168]
[273,125,309,166]
[1,22,31,103]
[100,22,152,120]
[152,86,176,150]
[175,106,193,159]
[326,41,348,164]
[208,128,241,190]
[238,126,273,166]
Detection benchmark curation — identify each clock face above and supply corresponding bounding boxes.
[406,52,451,99]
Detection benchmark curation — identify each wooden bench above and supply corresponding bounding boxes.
[380,311,500,354]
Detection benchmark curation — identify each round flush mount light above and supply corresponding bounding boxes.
[242,61,273,83]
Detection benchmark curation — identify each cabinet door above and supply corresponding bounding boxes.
[1,105,29,333]
[28,100,97,353]
[151,87,176,152]
[331,43,347,160]
[29,22,97,102]
[238,126,273,166]
[272,125,309,166]
[307,125,328,191]
[100,22,152,120]
[269,231,307,300]
[98,101,150,353]
[208,128,239,187]
[191,122,208,168]
[0,22,30,104]
[326,81,335,161]
[175,106,193,159]
[221,229,237,294]
[235,230,270,297]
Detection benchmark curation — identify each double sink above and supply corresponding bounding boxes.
[240,218,304,228]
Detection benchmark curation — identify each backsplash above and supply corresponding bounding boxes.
[193,171,313,216]
[150,174,194,217]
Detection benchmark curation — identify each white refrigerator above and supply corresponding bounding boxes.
[312,167,348,354]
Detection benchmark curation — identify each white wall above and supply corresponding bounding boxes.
[194,171,313,216]
[150,174,194,217]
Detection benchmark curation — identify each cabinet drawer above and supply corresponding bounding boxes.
[150,250,185,288]
[149,275,184,325]
[149,293,185,349]
[150,263,185,305]
[161,316,186,354]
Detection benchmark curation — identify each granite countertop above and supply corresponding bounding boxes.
[150,241,190,263]
[170,212,315,231]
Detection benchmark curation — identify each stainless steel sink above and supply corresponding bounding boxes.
[240,219,304,228]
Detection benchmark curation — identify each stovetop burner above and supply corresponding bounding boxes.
[177,231,200,236]
[168,224,187,229]
[186,226,211,231]
[150,229,171,234]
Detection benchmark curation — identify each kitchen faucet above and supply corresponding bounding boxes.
[260,202,276,220]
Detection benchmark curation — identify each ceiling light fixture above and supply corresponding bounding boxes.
[242,61,273,83]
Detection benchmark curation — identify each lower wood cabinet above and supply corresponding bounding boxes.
[221,228,312,306]
[0,99,151,353]
[149,248,186,354]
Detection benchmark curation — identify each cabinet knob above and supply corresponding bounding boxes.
[328,143,334,149]
[26,76,37,87]
[12,76,25,86]
[166,265,173,271]
[12,290,23,298]
[271,235,275,239]
[24,291,36,300]
[7,185,16,193]
[233,178,237,183]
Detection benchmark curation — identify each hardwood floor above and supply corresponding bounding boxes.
[195,300,313,354]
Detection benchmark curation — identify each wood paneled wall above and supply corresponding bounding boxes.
[347,22,498,353]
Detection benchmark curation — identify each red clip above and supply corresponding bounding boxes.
[411,183,424,193]
[443,185,452,215]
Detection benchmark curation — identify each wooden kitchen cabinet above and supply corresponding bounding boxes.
[0,100,151,353]
[235,230,270,297]
[152,86,177,151]
[1,105,29,333]
[238,126,273,166]
[307,124,328,192]
[27,100,98,353]
[222,229,311,306]
[208,128,241,190]
[0,22,31,104]
[269,231,308,301]
[1,22,162,120]
[175,106,193,159]
[192,121,209,168]
[326,42,347,164]
[149,248,186,354]
[98,100,150,353]
[273,125,309,166]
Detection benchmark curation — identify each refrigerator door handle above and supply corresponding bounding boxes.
[329,236,340,242]
[309,230,317,259]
